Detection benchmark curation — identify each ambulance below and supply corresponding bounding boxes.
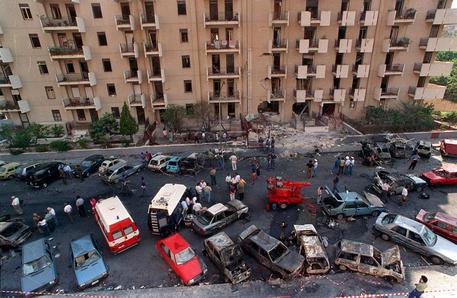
[94,196,140,254]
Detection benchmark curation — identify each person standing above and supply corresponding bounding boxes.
[408,275,428,298]
[229,154,238,171]
[344,157,351,175]
[44,211,55,232]
[140,176,146,196]
[339,157,345,176]
[381,182,390,202]
[75,196,86,217]
[46,207,58,226]
[64,203,74,223]
[332,175,340,193]
[306,160,314,178]
[238,178,246,201]
[209,167,217,186]
[195,182,203,200]
[333,157,340,175]
[32,213,42,232]
[267,153,273,170]
[11,196,23,215]
[312,159,318,177]
[271,137,275,153]
[38,218,50,235]
[181,199,188,215]
[250,161,257,184]
[401,186,409,206]
[225,173,232,192]
[229,182,237,200]
[349,157,355,175]
[408,153,419,170]
[203,184,212,203]
[255,159,261,177]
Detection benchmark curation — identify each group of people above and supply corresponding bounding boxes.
[31,208,58,235]
[194,179,213,203]
[333,156,355,176]
[140,151,154,164]
[305,159,319,178]
[225,172,246,201]
[258,136,275,153]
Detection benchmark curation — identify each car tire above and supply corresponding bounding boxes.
[381,233,390,241]
[336,214,344,220]
[371,211,380,217]
[338,264,347,271]
[430,256,443,265]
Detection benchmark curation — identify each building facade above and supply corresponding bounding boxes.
[0,0,456,130]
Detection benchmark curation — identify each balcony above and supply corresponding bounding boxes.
[299,10,331,26]
[413,62,453,77]
[123,70,143,84]
[426,9,457,25]
[269,11,289,26]
[40,16,86,32]
[204,13,240,27]
[151,94,168,110]
[0,47,13,63]
[330,89,346,103]
[267,89,286,102]
[56,72,96,87]
[337,11,356,26]
[268,39,288,53]
[374,88,400,100]
[207,67,241,79]
[360,10,379,26]
[296,39,328,54]
[119,43,139,58]
[128,94,146,108]
[0,100,20,113]
[49,45,91,60]
[63,97,101,111]
[294,89,324,103]
[147,68,166,83]
[208,91,241,103]
[332,65,350,78]
[382,38,410,52]
[295,65,325,79]
[0,74,22,89]
[419,37,457,52]
[349,89,366,102]
[335,39,352,53]
[353,64,370,78]
[355,38,374,53]
[267,65,287,78]
[408,85,446,100]
[140,14,159,30]
[378,64,405,77]
[205,40,240,54]
[144,42,162,57]
[114,15,135,31]
[387,9,416,25]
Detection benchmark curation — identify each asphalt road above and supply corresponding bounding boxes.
[1,148,457,296]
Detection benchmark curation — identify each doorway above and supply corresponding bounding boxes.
[274,0,282,19]
[210,0,218,20]
[153,82,163,99]
[129,58,138,72]
[89,109,99,122]
[136,107,146,124]
[226,54,234,73]
[292,102,309,115]
[212,54,221,73]
[121,3,130,18]
[273,53,281,70]
[322,103,336,116]
[213,80,221,96]
[145,1,155,21]
[73,33,83,48]
[66,4,77,22]
[225,0,233,20]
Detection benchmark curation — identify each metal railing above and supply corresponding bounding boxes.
[115,15,130,25]
[40,16,77,27]
[57,73,89,82]
[272,39,288,48]
[206,40,239,50]
[205,12,239,22]
[385,64,404,72]
[209,91,240,101]
[207,67,239,76]
[120,43,135,53]
[49,46,83,55]
[63,97,94,107]
[141,14,155,24]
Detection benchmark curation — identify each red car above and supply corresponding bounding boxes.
[421,164,457,185]
[156,233,207,285]
[416,209,457,243]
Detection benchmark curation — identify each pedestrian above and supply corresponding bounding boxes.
[255,159,261,177]
[209,167,217,186]
[306,159,314,178]
[90,198,97,213]
[38,218,50,235]
[401,186,408,206]
[64,164,73,179]
[271,153,277,169]
[223,132,228,144]
[32,213,42,232]
[11,196,23,215]
[181,199,188,214]
[408,275,428,298]
[333,157,340,175]
[141,176,146,196]
[75,196,86,217]
[229,154,238,171]
[349,157,355,175]
[339,157,345,175]
[271,137,275,153]
[229,182,237,200]
[225,173,232,192]
[344,157,351,175]
[44,211,55,232]
[312,159,318,177]
[267,153,273,170]
[203,184,212,203]
[64,203,74,223]
[193,201,203,214]
[332,175,340,193]
[186,196,192,211]
[120,178,130,194]
[408,153,419,170]
[316,186,324,205]
[238,178,246,201]
[46,207,58,226]
[381,181,390,202]
[250,161,257,184]
[215,132,219,143]
[140,152,145,162]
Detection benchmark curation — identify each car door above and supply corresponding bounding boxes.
[355,201,370,216]
[406,231,429,255]
[342,201,357,217]
[430,220,451,239]
[390,226,409,247]
[358,255,380,275]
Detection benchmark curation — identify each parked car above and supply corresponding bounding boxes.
[98,158,126,174]
[440,139,457,157]
[165,156,183,174]
[179,153,205,176]
[27,162,64,188]
[192,200,249,236]
[335,239,404,283]
[374,212,457,265]
[0,220,32,248]
[322,187,386,220]
[0,162,21,179]
[416,209,457,244]
[389,141,407,159]
[369,167,427,196]
[415,140,432,158]
[148,154,171,172]
[375,143,392,162]
[203,232,251,284]
[156,233,207,285]
[421,164,457,186]
[21,238,58,293]
[15,163,41,180]
[0,160,5,167]
[70,234,108,289]
[293,224,330,274]
[101,162,144,184]
[79,155,105,177]
[238,225,305,279]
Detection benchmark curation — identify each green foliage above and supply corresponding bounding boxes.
[432,51,457,102]
[161,105,186,132]
[89,113,119,143]
[27,123,48,144]
[0,125,13,142]
[50,124,65,138]
[436,51,457,61]
[10,129,32,149]
[76,137,89,149]
[35,144,49,152]
[442,111,457,124]
[49,140,70,152]
[192,102,214,131]
[119,102,138,141]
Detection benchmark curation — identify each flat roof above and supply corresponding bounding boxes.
[149,184,187,216]
[207,203,228,215]
[95,196,133,231]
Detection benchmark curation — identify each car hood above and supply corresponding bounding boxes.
[415,209,428,223]
[178,256,204,283]
[432,236,457,264]
[75,260,108,286]
[405,174,427,185]
[4,224,30,243]
[21,265,56,292]
[422,171,444,181]
[381,246,402,265]
[275,250,305,274]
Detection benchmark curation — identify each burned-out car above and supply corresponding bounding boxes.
[179,153,205,176]
[375,143,392,162]
[369,167,427,196]
[0,220,32,248]
[389,141,407,159]
[293,224,330,274]
[335,239,404,283]
[204,232,251,284]
[192,200,249,236]
[238,225,304,279]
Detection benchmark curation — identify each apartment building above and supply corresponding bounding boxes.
[0,0,456,131]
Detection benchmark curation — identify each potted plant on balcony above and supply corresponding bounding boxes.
[397,37,410,47]
[405,8,416,19]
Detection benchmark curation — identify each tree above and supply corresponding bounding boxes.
[119,102,138,142]
[89,113,118,145]
[430,51,457,102]
[161,105,186,132]
[192,102,215,131]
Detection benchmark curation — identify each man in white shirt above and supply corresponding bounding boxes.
[11,196,23,215]
[46,207,58,226]
[193,202,202,214]
[229,155,238,171]
[401,186,408,206]
[381,182,390,202]
[195,184,203,199]
[64,203,73,223]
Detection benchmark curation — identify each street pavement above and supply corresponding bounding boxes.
[1,147,457,297]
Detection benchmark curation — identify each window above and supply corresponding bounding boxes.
[112,230,122,240]
[124,226,134,235]
[181,55,191,68]
[360,256,378,267]
[91,3,103,19]
[51,110,62,121]
[97,32,107,46]
[45,86,55,99]
[102,59,112,72]
[37,61,49,75]
[50,4,62,19]
[29,34,41,48]
[392,226,407,236]
[180,29,189,42]
[185,104,194,115]
[177,0,187,15]
[432,221,448,230]
[184,80,192,92]
[76,110,86,121]
[107,83,116,96]
[408,231,425,245]
[66,62,75,73]
[111,107,120,118]
[19,4,32,20]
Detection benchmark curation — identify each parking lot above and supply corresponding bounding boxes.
[1,147,457,297]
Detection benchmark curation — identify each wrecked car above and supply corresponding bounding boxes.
[238,225,304,279]
[416,140,432,158]
[179,153,205,176]
[0,220,32,248]
[369,167,427,196]
[389,141,407,159]
[192,200,249,236]
[375,143,392,162]
[204,231,251,284]
[293,224,330,274]
[335,239,404,283]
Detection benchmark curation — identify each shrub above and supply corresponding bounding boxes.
[9,149,25,155]
[35,144,49,152]
[10,129,32,149]
[77,138,89,149]
[50,124,65,138]
[49,140,70,152]
[443,111,457,124]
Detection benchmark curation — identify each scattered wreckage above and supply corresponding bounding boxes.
[369,167,427,196]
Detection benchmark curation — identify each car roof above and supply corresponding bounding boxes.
[2,162,20,168]
[443,139,457,145]
[340,239,373,257]
[207,203,228,215]
[250,229,280,252]
[205,232,234,249]
[71,234,96,257]
[336,191,365,202]
[95,196,134,231]
[168,156,182,162]
[151,155,169,161]
[162,233,189,254]
[149,184,187,216]
[22,238,46,263]
[394,214,426,233]
[434,212,457,227]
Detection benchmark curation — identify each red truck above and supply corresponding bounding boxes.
[440,139,457,157]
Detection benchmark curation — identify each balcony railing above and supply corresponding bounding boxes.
[115,15,130,25]
[268,89,286,100]
[128,94,144,107]
[57,73,88,82]
[386,64,405,73]
[272,39,288,49]
[0,101,20,111]
[63,97,95,109]
[206,40,240,51]
[140,14,159,29]
[120,43,134,54]
[388,8,416,25]
[0,75,10,85]
[390,38,410,47]
[49,46,83,56]
[209,91,240,103]
[40,16,77,27]
[204,12,240,25]
[270,11,289,25]
[207,67,240,78]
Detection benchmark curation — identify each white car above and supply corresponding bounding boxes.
[98,158,126,174]
[148,154,171,172]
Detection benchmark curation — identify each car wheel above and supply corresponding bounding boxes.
[381,233,390,241]
[338,264,347,271]
[430,256,443,265]
[371,210,380,217]
[336,214,344,220]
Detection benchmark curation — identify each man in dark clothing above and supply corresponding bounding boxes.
[332,176,340,193]
[408,153,419,170]
[306,160,314,178]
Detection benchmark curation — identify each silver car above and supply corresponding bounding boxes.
[374,212,457,265]
[101,162,144,184]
